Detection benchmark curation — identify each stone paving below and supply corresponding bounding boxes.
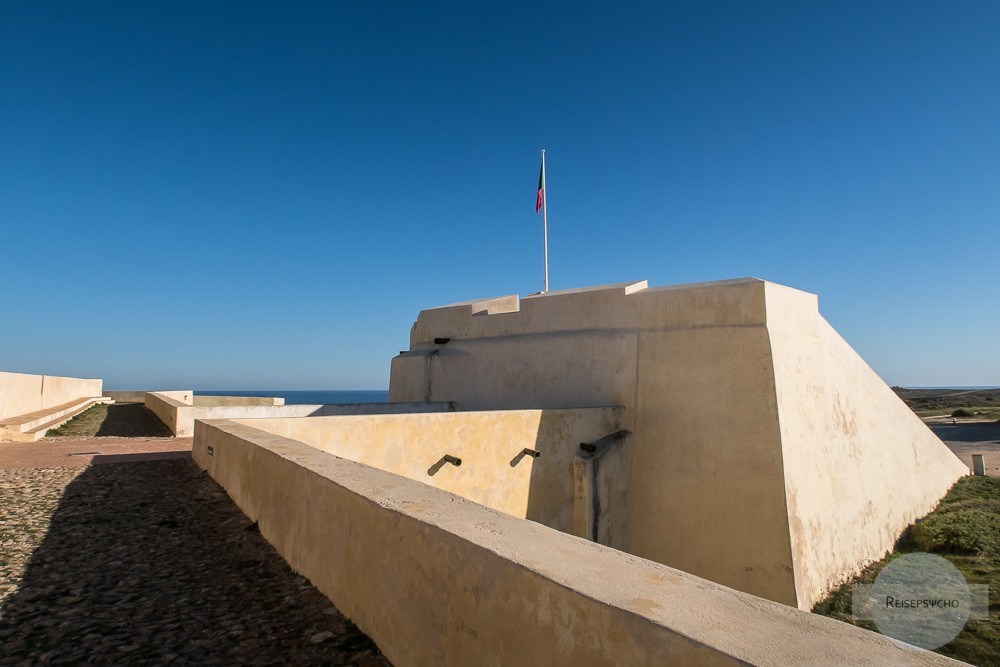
[0,438,193,471]
[0,442,391,665]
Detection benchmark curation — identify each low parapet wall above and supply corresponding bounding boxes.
[192,395,285,407]
[1,371,103,421]
[145,392,193,436]
[193,419,956,666]
[187,402,457,424]
[145,391,453,437]
[103,390,149,403]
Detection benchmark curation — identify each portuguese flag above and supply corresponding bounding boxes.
[535,160,545,213]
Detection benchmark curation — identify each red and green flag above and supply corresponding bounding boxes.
[535,160,545,213]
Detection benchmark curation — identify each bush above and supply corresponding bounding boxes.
[906,509,999,555]
[815,477,999,665]
[951,408,973,417]
[901,477,1000,556]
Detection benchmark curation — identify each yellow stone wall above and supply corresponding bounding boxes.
[236,408,623,532]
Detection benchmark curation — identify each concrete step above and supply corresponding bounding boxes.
[0,397,113,442]
[0,397,112,433]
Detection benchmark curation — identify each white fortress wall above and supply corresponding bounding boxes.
[145,391,194,436]
[0,371,103,421]
[0,372,44,422]
[625,283,797,605]
[763,282,968,608]
[192,395,286,407]
[388,278,966,609]
[102,390,151,403]
[389,279,798,605]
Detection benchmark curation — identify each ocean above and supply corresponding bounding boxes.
[195,390,389,405]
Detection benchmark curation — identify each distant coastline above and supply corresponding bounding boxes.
[194,390,389,405]
[902,386,1000,390]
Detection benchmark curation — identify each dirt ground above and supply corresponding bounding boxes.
[929,420,1000,477]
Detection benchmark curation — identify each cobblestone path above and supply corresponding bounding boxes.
[0,455,390,665]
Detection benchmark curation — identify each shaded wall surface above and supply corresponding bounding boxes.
[388,278,967,609]
[102,390,150,403]
[0,371,103,420]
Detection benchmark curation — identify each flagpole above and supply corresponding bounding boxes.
[541,149,549,292]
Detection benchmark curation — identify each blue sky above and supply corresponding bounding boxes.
[1,2,997,389]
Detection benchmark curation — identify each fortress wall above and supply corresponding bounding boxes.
[193,395,286,407]
[103,390,150,403]
[0,371,102,421]
[145,391,194,436]
[146,390,455,437]
[390,279,798,605]
[764,283,968,609]
[233,408,623,531]
[390,279,768,425]
[389,278,967,610]
[157,390,193,404]
[194,404,318,420]
[192,418,956,667]
[391,332,639,422]
[147,391,296,436]
[189,402,452,422]
[404,278,766,348]
[627,324,797,605]
[39,375,103,408]
[0,372,44,421]
[305,402,455,416]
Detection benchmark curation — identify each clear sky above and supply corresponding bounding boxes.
[1,2,997,389]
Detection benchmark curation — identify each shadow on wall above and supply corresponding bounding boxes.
[522,412,631,550]
[524,411,570,532]
[0,460,388,664]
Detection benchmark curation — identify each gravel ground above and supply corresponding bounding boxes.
[0,459,390,666]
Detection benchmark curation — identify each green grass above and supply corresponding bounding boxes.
[813,476,999,666]
[893,387,1000,419]
[45,404,111,437]
[44,403,172,438]
[930,407,1000,420]
[909,405,1000,419]
[915,406,1000,420]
